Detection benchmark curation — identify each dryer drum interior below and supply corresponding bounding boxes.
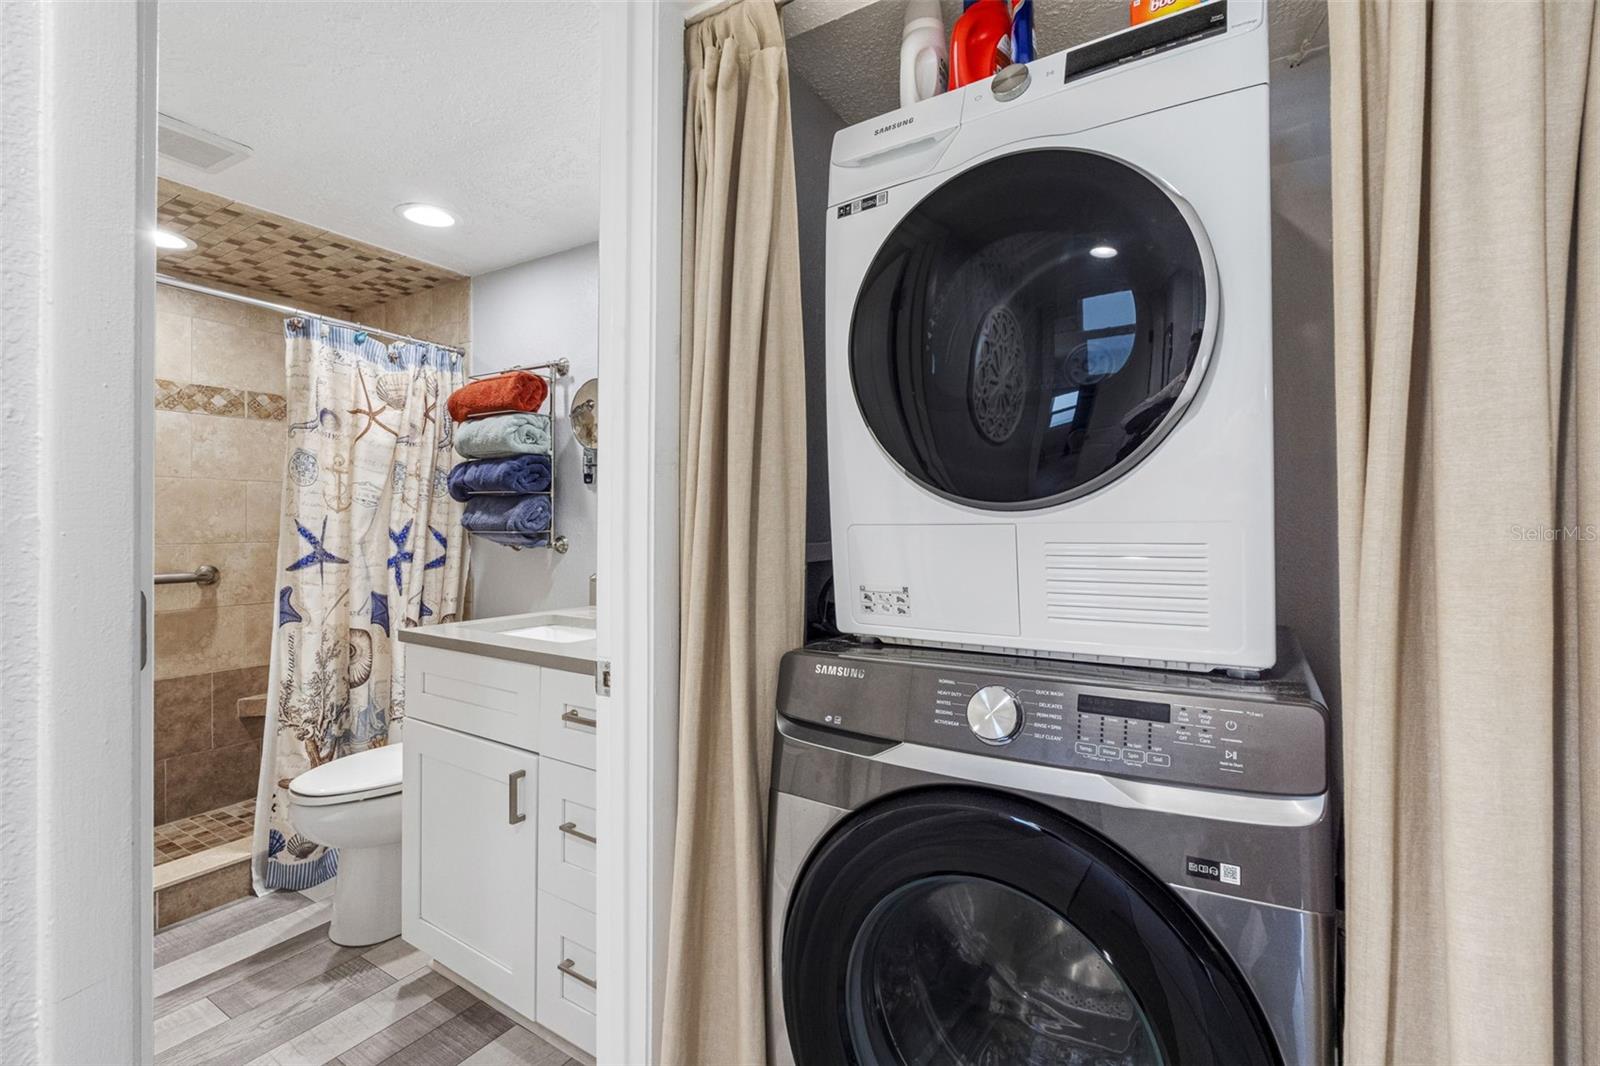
[849,149,1215,510]
[781,788,1279,1066]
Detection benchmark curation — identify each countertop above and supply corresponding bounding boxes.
[398,605,597,673]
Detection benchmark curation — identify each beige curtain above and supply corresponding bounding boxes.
[662,1,806,1062]
[1330,3,1599,1063]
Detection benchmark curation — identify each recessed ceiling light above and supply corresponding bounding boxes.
[153,228,195,251]
[396,202,456,228]
[1090,244,1118,259]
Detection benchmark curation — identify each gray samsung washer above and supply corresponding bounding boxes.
[767,633,1339,1065]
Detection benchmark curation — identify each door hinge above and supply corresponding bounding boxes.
[139,591,149,670]
[596,659,612,697]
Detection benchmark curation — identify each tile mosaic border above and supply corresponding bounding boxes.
[157,378,286,421]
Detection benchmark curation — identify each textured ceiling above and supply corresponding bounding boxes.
[156,178,466,316]
[157,1,601,276]
[785,0,1329,125]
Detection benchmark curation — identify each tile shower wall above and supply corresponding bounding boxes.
[152,285,285,824]
[353,277,472,352]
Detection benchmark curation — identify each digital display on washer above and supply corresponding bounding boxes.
[1077,693,1172,724]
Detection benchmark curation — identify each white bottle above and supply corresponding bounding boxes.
[900,0,948,109]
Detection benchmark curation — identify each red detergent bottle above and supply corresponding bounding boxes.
[949,0,1013,90]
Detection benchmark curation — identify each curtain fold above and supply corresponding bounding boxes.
[251,320,467,893]
[1329,3,1599,1062]
[662,0,807,1061]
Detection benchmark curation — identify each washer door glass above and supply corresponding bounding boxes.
[848,876,1162,1065]
[849,149,1213,508]
[780,788,1279,1066]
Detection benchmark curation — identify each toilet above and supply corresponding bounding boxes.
[288,743,403,947]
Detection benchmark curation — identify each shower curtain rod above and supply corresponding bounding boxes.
[155,274,464,353]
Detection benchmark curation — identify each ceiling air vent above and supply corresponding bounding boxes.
[158,113,252,174]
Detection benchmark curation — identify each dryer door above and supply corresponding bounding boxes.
[849,148,1217,510]
[781,788,1278,1066]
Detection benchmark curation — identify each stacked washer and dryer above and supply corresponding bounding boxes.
[769,3,1340,1064]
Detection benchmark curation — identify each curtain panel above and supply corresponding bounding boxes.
[662,0,808,1061]
[1329,3,1599,1062]
[251,319,467,893]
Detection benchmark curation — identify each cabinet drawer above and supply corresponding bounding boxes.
[402,720,539,1021]
[538,668,596,770]
[406,644,541,751]
[537,760,596,908]
[536,891,597,1055]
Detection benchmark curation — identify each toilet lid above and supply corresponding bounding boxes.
[290,744,402,806]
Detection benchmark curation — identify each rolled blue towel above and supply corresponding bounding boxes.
[454,412,552,458]
[448,454,552,501]
[463,494,552,535]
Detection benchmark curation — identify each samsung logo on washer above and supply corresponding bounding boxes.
[873,116,914,137]
[813,663,867,680]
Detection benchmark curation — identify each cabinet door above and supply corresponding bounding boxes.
[538,759,596,908]
[402,719,538,1018]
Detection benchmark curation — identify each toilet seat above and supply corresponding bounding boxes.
[290,744,403,807]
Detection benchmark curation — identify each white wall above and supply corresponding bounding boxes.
[0,1,155,1062]
[467,242,600,617]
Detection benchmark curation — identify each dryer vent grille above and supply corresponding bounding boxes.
[1042,541,1211,630]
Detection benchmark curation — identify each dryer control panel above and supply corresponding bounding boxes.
[779,643,1327,796]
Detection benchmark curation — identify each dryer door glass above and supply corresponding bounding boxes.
[781,788,1278,1066]
[849,149,1213,509]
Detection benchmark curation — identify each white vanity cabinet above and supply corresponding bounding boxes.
[401,719,539,1016]
[400,639,599,1054]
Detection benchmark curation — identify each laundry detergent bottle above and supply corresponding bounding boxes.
[899,0,948,108]
[948,0,1013,90]
[1009,0,1035,63]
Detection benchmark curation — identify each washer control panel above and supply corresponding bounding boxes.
[781,647,1328,796]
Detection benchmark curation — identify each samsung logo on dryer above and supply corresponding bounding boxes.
[813,663,866,680]
[873,116,915,137]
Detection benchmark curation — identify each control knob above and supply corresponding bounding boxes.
[967,686,1023,744]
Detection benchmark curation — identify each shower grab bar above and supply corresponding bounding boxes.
[155,565,220,587]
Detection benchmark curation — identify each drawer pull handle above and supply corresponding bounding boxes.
[558,821,597,845]
[508,769,527,825]
[557,957,597,989]
[561,708,598,729]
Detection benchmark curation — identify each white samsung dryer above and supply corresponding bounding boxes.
[826,0,1276,671]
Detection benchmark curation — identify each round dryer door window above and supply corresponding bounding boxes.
[781,788,1278,1066]
[849,149,1216,509]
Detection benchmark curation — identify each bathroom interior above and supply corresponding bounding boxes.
[151,4,603,1062]
[146,1,1334,1064]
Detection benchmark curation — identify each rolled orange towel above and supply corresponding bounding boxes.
[447,372,549,423]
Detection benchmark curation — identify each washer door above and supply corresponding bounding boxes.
[781,789,1277,1066]
[849,149,1216,509]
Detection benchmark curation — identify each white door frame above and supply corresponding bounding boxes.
[595,2,687,1063]
[0,1,157,1062]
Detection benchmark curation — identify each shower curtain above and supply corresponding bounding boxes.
[251,318,467,893]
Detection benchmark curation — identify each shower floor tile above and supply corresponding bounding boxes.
[155,799,255,866]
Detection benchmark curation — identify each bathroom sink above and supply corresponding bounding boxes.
[501,623,593,644]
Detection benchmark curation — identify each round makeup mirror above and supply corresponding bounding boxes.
[571,378,598,483]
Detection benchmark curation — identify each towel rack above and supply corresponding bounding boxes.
[461,360,570,554]
[155,565,220,586]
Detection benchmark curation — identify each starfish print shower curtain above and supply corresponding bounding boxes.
[252,317,467,892]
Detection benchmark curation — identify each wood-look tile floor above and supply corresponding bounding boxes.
[154,891,580,1066]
